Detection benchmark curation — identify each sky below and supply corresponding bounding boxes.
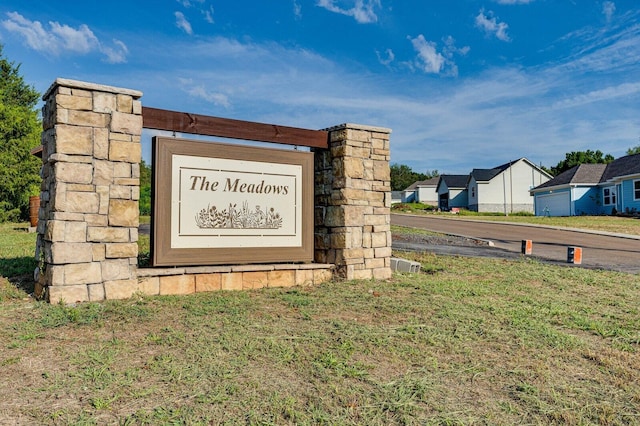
[1,0,639,174]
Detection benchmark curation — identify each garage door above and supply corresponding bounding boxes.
[535,192,570,216]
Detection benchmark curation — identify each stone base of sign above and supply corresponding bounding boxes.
[41,263,334,303]
[314,124,392,281]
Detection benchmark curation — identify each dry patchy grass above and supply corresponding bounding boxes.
[1,253,639,425]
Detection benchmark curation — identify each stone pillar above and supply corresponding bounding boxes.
[314,123,392,280]
[35,79,143,303]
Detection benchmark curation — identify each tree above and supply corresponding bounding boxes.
[0,45,42,222]
[390,163,438,191]
[550,150,614,176]
[139,159,152,216]
[626,145,640,155]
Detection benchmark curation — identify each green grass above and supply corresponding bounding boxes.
[1,221,639,424]
[1,251,639,424]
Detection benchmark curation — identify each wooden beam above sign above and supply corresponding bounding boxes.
[142,106,328,149]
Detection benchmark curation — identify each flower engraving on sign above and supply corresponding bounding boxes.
[195,201,283,229]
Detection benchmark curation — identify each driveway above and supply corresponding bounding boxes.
[392,214,640,274]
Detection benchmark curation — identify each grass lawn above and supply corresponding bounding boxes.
[391,206,640,236]
[0,222,639,424]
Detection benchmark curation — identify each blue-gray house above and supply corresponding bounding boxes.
[530,153,640,216]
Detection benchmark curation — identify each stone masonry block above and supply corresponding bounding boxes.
[45,220,65,242]
[92,244,106,261]
[93,92,117,113]
[85,214,108,227]
[365,214,387,226]
[105,243,138,258]
[48,285,89,304]
[94,128,109,159]
[111,111,142,135]
[67,110,109,128]
[50,242,93,264]
[66,184,94,192]
[56,94,92,111]
[344,157,364,178]
[59,191,99,214]
[55,125,93,155]
[373,267,392,280]
[195,274,221,292]
[64,262,102,285]
[138,276,160,296]
[104,279,138,300]
[313,268,333,284]
[109,141,141,163]
[132,100,142,115]
[110,185,131,199]
[101,258,132,281]
[346,129,372,142]
[110,132,132,141]
[243,271,268,289]
[160,274,195,295]
[88,283,105,301]
[353,268,373,280]
[117,94,133,113]
[371,232,388,248]
[71,88,92,98]
[96,185,109,214]
[114,162,131,178]
[221,272,243,291]
[93,160,114,185]
[375,246,392,258]
[64,221,88,243]
[54,162,93,184]
[373,161,390,181]
[295,269,314,286]
[268,270,295,288]
[109,199,138,227]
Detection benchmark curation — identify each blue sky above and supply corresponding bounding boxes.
[1,0,638,174]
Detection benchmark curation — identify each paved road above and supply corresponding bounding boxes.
[392,214,640,274]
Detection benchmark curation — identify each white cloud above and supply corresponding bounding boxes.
[175,11,193,34]
[316,0,381,24]
[407,35,466,76]
[1,11,128,63]
[409,35,444,74]
[293,0,303,20]
[553,82,640,110]
[179,78,231,108]
[202,6,215,24]
[108,24,638,173]
[376,48,394,66]
[475,9,511,41]
[603,1,615,22]
[101,39,129,64]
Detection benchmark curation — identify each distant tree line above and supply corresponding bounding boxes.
[390,164,438,191]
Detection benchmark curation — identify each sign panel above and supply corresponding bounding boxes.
[153,137,313,266]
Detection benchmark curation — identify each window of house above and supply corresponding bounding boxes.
[635,180,640,200]
[603,187,616,205]
[471,186,475,198]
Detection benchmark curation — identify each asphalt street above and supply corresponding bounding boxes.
[392,214,640,274]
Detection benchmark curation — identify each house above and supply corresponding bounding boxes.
[401,176,439,205]
[436,175,469,211]
[467,158,552,213]
[530,153,640,216]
